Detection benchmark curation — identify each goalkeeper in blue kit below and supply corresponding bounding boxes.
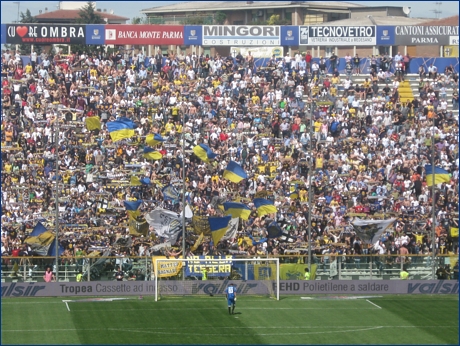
[225,283,237,315]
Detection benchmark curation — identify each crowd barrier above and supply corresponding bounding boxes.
[1,254,456,283]
[16,56,459,75]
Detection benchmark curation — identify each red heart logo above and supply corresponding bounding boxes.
[16,26,28,37]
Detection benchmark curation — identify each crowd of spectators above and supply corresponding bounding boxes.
[1,47,458,274]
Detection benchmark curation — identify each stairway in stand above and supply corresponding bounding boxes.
[398,80,414,102]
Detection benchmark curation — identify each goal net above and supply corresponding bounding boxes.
[153,257,280,301]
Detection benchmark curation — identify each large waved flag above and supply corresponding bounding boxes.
[144,147,163,160]
[146,133,164,146]
[253,198,277,217]
[209,216,231,244]
[85,116,101,131]
[193,143,217,162]
[124,200,142,218]
[107,117,135,142]
[223,161,247,183]
[162,184,180,202]
[266,221,283,238]
[425,165,450,186]
[145,208,182,242]
[25,230,55,256]
[351,218,397,244]
[48,239,65,257]
[222,218,239,241]
[30,221,47,237]
[223,202,251,220]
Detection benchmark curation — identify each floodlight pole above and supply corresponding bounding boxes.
[54,106,60,282]
[182,113,186,281]
[431,117,436,279]
[307,100,315,274]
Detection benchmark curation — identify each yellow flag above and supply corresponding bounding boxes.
[130,175,142,186]
[85,116,101,131]
[191,233,204,252]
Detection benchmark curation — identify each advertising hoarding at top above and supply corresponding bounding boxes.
[394,25,459,45]
[2,24,91,45]
[104,25,184,45]
[202,25,280,46]
[299,25,376,46]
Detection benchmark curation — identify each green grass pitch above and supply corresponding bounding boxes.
[1,295,458,344]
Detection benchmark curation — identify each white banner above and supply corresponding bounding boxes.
[221,218,239,241]
[145,209,182,242]
[330,259,338,277]
[450,36,459,45]
[203,25,280,46]
[352,218,396,244]
[231,46,283,58]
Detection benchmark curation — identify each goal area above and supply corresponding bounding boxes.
[153,257,280,301]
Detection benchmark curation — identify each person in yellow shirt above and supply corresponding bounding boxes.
[212,78,220,88]
[314,119,322,138]
[24,63,33,76]
[251,93,260,105]
[330,84,337,97]
[315,153,323,170]
[164,119,175,133]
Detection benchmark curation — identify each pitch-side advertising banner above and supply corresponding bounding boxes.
[2,280,458,297]
[300,25,376,46]
[203,25,280,46]
[104,25,184,45]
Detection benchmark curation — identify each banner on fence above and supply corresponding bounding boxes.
[152,256,183,278]
[184,255,233,277]
[231,46,283,58]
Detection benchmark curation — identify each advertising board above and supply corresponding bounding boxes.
[3,24,88,44]
[2,280,457,298]
[203,25,280,46]
[394,25,459,45]
[300,26,376,46]
[104,25,184,45]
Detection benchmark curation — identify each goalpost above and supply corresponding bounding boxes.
[153,257,280,301]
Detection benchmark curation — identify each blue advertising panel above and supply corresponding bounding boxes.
[1,24,6,44]
[184,25,202,45]
[185,255,233,277]
[280,26,299,46]
[377,26,395,46]
[86,24,105,45]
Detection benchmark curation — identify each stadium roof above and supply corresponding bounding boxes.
[35,9,129,21]
[320,16,433,26]
[141,1,365,14]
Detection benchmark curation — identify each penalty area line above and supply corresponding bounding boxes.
[366,299,382,309]
[62,300,71,312]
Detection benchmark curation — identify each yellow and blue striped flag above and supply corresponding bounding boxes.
[253,198,277,217]
[146,133,164,146]
[124,200,142,218]
[223,161,247,183]
[208,216,231,244]
[143,147,163,160]
[85,116,101,131]
[107,117,135,142]
[193,144,217,162]
[425,165,450,186]
[223,202,251,220]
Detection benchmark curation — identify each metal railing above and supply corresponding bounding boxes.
[1,254,457,282]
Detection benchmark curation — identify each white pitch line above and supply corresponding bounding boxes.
[108,326,386,336]
[2,326,456,333]
[69,307,379,312]
[366,300,382,309]
[62,300,71,312]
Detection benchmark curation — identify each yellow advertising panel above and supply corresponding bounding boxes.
[254,264,277,280]
[280,263,317,280]
[153,256,183,278]
[444,46,459,57]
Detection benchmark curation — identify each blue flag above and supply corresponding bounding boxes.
[30,222,47,237]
